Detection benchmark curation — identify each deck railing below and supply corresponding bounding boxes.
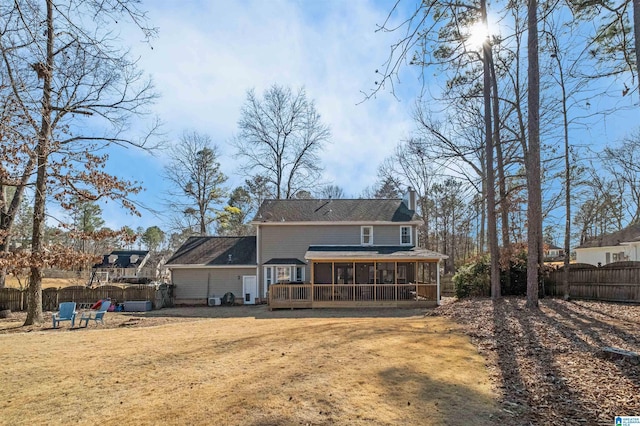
[268,283,437,308]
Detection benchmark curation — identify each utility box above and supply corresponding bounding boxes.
[123,300,152,312]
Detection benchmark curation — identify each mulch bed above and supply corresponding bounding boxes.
[432,297,640,425]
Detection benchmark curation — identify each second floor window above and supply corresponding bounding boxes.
[400,226,412,245]
[361,226,373,245]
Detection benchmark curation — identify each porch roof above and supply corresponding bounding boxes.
[304,245,447,261]
[264,258,306,265]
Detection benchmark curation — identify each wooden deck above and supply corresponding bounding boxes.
[268,283,438,309]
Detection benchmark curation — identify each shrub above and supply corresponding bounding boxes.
[453,256,490,298]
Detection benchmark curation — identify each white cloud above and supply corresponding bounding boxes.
[106,0,424,230]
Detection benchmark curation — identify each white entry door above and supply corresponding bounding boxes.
[242,276,258,305]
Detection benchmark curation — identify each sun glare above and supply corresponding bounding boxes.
[466,21,489,51]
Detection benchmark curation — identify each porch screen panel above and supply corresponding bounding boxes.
[355,263,374,284]
[397,262,415,284]
[377,262,395,284]
[334,263,353,284]
[417,262,436,284]
[314,263,332,284]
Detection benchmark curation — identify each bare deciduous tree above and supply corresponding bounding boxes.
[234,85,330,199]
[164,131,227,236]
[0,0,160,325]
[317,185,346,199]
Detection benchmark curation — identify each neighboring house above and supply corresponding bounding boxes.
[91,250,152,284]
[575,223,640,266]
[544,244,565,261]
[165,236,257,305]
[145,252,171,283]
[166,189,447,308]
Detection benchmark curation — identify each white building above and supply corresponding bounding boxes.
[575,223,640,266]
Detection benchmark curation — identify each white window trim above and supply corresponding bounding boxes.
[361,226,373,246]
[264,265,305,289]
[400,225,412,245]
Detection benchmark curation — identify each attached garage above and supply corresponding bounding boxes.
[166,236,257,305]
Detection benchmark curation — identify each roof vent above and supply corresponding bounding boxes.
[227,254,233,263]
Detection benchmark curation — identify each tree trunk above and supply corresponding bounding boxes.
[554,43,572,301]
[490,48,509,294]
[481,0,500,300]
[526,0,541,309]
[25,0,54,326]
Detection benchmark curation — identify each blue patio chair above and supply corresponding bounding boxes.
[52,302,77,328]
[79,301,111,328]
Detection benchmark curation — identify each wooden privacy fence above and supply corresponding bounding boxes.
[546,265,640,303]
[0,285,168,312]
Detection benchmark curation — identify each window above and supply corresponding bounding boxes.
[612,252,626,262]
[265,265,305,285]
[400,226,412,245]
[265,267,272,286]
[361,226,373,245]
[276,266,291,283]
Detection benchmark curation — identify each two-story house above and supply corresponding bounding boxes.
[91,250,153,285]
[166,190,447,308]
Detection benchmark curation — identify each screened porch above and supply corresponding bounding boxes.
[268,258,442,309]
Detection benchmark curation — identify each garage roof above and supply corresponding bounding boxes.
[166,236,256,266]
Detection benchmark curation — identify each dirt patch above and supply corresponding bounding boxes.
[433,297,640,425]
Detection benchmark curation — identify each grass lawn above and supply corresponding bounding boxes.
[0,308,499,425]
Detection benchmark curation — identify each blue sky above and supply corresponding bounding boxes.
[97,0,638,234]
[101,0,423,231]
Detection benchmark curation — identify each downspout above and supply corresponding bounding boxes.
[256,224,261,297]
[436,260,441,306]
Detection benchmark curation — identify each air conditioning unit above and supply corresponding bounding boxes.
[208,297,221,307]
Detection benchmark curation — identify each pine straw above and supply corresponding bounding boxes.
[0,307,500,425]
[432,297,640,425]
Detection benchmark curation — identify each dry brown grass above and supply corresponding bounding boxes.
[3,276,83,289]
[0,307,499,425]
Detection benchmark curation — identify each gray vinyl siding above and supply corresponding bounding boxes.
[258,224,415,292]
[171,267,256,301]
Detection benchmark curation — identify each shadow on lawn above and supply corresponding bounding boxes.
[544,299,640,350]
[542,299,640,390]
[377,366,500,425]
[133,305,429,320]
[485,297,640,423]
[503,298,588,421]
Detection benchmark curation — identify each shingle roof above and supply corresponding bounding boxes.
[305,245,447,260]
[576,223,640,249]
[252,199,419,223]
[264,258,306,265]
[93,250,150,269]
[166,236,257,265]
